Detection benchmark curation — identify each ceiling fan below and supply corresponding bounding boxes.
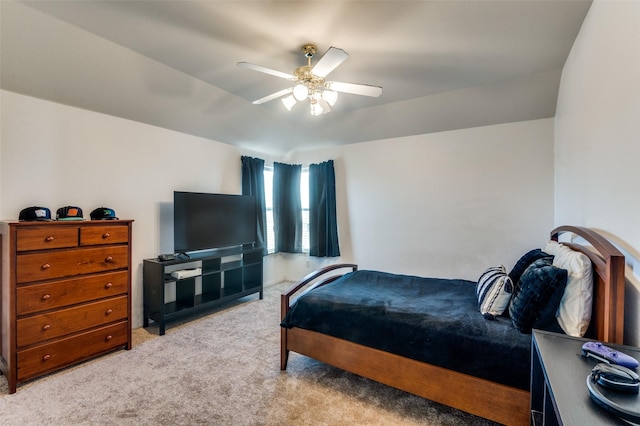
[237,44,382,115]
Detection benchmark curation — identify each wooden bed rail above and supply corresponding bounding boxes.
[280,263,357,369]
[281,263,358,316]
[551,225,625,344]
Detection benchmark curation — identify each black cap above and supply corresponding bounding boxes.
[19,206,52,221]
[90,207,118,220]
[56,206,84,221]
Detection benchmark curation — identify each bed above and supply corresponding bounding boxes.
[280,226,625,426]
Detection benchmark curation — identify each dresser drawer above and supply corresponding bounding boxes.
[17,321,128,382]
[17,296,128,347]
[16,227,78,252]
[17,271,129,316]
[16,245,129,283]
[80,225,129,246]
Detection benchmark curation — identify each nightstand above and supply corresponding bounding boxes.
[531,329,640,425]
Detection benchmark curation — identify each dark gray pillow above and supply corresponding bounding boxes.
[508,248,552,285]
[509,257,568,334]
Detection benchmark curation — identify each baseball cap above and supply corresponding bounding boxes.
[90,207,119,220]
[19,206,52,221]
[56,206,84,221]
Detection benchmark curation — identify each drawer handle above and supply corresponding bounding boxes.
[41,263,51,270]
[105,335,113,342]
[42,354,51,361]
[42,294,51,300]
[105,256,114,263]
[42,324,51,331]
[45,236,54,242]
[105,282,113,289]
[102,232,111,239]
[105,309,113,315]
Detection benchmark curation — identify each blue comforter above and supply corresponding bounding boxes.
[281,269,532,390]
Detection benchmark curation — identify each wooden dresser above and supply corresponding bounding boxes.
[0,220,133,393]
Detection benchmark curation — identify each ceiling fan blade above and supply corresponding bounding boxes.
[326,81,383,97]
[252,87,294,105]
[237,62,294,80]
[311,47,349,78]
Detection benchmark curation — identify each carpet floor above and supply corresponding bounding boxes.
[0,282,499,425]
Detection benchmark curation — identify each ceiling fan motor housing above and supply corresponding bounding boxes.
[294,66,324,88]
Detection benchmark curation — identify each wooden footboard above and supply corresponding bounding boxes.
[287,327,530,426]
[280,226,625,425]
[280,264,357,370]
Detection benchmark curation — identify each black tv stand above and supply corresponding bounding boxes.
[143,245,263,335]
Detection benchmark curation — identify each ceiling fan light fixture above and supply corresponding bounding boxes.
[310,100,323,116]
[293,84,309,101]
[322,89,338,106]
[318,98,331,114]
[282,95,297,111]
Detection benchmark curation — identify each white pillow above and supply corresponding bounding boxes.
[544,240,561,256]
[552,243,593,337]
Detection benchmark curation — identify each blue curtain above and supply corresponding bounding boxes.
[273,162,303,253]
[241,156,267,255]
[309,160,340,257]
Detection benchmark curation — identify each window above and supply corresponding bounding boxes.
[263,164,309,254]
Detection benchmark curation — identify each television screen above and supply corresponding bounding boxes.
[174,191,257,253]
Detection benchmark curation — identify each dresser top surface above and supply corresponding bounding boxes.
[1,220,133,232]
[2,219,133,225]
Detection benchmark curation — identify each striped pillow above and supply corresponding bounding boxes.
[477,265,514,319]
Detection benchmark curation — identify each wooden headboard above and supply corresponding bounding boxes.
[551,225,625,344]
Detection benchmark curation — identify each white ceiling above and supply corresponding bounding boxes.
[1,1,592,155]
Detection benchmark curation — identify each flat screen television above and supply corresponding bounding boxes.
[174,191,257,254]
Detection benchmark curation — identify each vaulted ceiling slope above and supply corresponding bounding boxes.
[1,1,591,155]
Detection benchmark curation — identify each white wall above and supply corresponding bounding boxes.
[555,0,640,344]
[0,90,283,327]
[1,88,556,328]
[286,118,555,282]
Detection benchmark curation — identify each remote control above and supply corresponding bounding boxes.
[582,341,639,369]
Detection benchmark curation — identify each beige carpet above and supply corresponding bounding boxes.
[0,282,498,425]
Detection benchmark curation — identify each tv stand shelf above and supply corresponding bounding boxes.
[143,246,263,335]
